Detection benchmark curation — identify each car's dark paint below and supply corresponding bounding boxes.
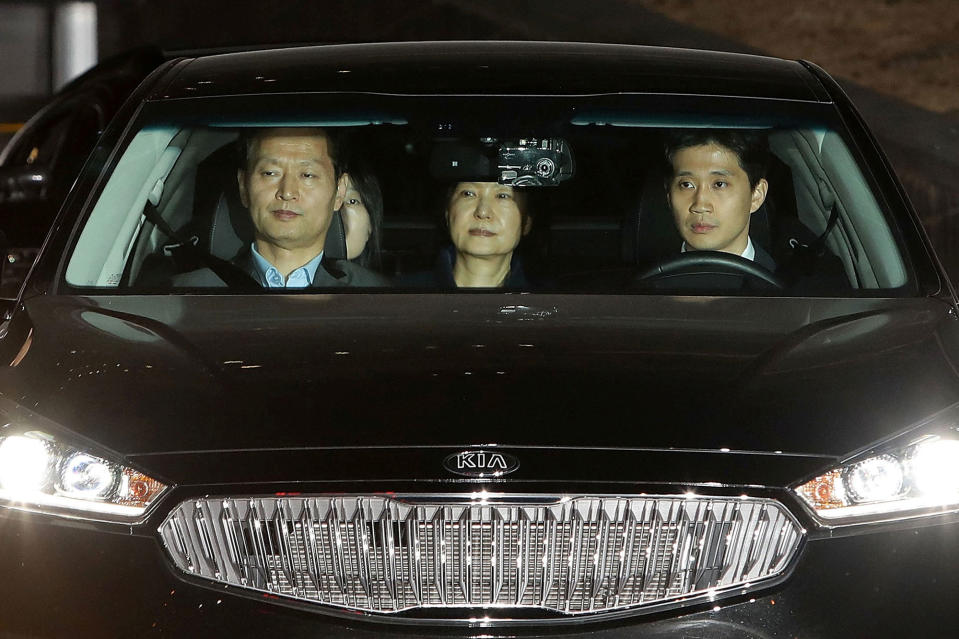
[159,42,831,102]
[124,448,833,493]
[1,42,958,638]
[2,294,956,461]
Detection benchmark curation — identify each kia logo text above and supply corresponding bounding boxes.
[443,450,520,478]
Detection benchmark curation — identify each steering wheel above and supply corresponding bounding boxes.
[635,251,785,290]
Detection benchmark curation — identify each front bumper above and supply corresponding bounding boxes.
[1,507,957,638]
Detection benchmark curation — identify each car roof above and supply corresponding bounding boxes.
[154,41,831,102]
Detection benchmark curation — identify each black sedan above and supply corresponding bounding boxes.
[1,41,957,638]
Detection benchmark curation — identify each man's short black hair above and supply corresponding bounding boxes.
[235,127,343,178]
[664,129,769,188]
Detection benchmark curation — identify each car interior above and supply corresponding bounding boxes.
[63,113,911,295]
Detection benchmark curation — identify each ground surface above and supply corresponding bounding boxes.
[638,0,959,115]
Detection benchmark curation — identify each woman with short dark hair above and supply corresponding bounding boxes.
[438,181,533,287]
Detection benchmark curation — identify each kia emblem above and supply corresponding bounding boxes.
[443,450,520,478]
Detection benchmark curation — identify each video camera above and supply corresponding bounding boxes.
[430,137,575,187]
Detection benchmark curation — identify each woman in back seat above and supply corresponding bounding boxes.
[340,162,384,270]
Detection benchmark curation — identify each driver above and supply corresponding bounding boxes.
[664,129,774,271]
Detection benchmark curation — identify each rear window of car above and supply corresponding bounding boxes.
[63,94,912,295]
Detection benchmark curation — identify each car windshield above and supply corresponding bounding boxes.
[63,93,914,295]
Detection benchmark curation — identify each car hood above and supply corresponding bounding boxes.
[4,293,959,480]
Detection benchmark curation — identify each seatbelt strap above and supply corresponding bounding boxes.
[142,201,260,290]
[782,180,840,280]
[807,202,840,256]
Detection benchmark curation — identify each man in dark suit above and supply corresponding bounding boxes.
[175,127,385,288]
[664,129,775,271]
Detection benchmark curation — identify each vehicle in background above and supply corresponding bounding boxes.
[0,47,164,296]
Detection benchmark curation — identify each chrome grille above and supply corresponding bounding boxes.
[159,495,803,617]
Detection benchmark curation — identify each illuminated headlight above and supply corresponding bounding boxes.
[795,435,959,524]
[0,430,168,523]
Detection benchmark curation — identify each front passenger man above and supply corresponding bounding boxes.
[176,127,385,287]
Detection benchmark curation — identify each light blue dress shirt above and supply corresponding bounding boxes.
[249,243,324,288]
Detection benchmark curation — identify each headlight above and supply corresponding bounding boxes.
[0,429,168,523]
[795,434,959,525]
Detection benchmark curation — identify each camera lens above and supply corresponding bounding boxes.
[536,158,555,177]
